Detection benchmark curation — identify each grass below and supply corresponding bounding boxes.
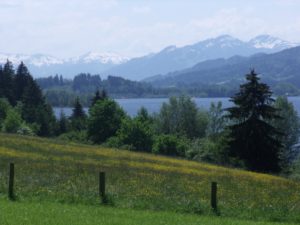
[0,133,300,223]
[0,199,298,225]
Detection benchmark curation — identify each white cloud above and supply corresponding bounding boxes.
[0,1,299,58]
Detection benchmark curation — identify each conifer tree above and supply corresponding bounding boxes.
[58,111,68,134]
[70,97,86,131]
[91,89,107,106]
[15,62,31,101]
[226,70,282,172]
[0,61,15,105]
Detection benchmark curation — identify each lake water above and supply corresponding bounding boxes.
[53,96,300,118]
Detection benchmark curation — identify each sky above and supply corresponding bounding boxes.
[1,0,300,58]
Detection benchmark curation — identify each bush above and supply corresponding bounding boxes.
[152,134,188,157]
[0,98,12,129]
[2,109,23,133]
[185,131,244,167]
[115,118,153,152]
[155,96,208,139]
[58,130,89,143]
[17,123,35,136]
[88,99,126,144]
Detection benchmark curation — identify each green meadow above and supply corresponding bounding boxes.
[0,133,300,224]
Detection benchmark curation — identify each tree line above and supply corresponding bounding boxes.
[1,62,300,174]
[36,73,241,107]
[0,61,56,136]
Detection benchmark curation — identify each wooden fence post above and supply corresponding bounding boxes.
[8,163,15,200]
[211,181,217,210]
[99,171,106,203]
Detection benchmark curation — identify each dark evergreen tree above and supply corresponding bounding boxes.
[34,103,56,136]
[58,111,68,134]
[226,70,282,172]
[0,61,15,105]
[21,77,44,123]
[91,90,101,106]
[91,89,107,106]
[15,62,31,101]
[100,89,107,99]
[70,97,86,131]
[59,75,64,85]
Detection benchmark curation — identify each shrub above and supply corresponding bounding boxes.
[88,99,126,144]
[115,118,153,152]
[17,123,35,136]
[58,130,89,143]
[2,109,23,133]
[0,98,12,128]
[152,134,188,157]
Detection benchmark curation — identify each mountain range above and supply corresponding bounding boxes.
[0,52,129,78]
[0,34,297,80]
[146,45,300,93]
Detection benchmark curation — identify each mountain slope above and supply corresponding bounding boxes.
[105,35,298,81]
[147,46,300,90]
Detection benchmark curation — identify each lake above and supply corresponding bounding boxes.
[54,96,300,118]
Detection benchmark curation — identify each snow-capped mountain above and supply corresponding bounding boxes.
[0,52,129,78]
[0,35,297,79]
[249,35,298,50]
[70,52,129,64]
[106,34,299,81]
[0,53,64,67]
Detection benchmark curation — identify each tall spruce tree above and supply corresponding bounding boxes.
[91,89,107,106]
[15,62,31,101]
[0,61,15,105]
[70,97,86,131]
[226,70,282,172]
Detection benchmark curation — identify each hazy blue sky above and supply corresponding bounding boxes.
[1,0,300,58]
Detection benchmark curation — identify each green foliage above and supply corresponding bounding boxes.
[70,98,87,131]
[58,111,69,134]
[0,98,12,128]
[156,95,208,139]
[114,117,154,152]
[2,109,23,133]
[186,134,230,164]
[152,134,188,156]
[226,70,282,172]
[0,62,57,137]
[88,98,126,143]
[58,130,89,143]
[272,96,300,171]
[0,61,15,105]
[16,123,35,136]
[136,107,152,123]
[206,101,226,137]
[91,89,107,106]
[15,62,32,102]
[21,77,57,136]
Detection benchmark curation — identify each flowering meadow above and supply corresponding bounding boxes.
[0,133,299,222]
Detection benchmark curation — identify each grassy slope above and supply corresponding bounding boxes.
[0,133,300,223]
[1,199,298,225]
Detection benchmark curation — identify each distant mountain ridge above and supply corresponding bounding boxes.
[0,52,129,78]
[104,34,298,80]
[0,34,298,79]
[146,46,300,92]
